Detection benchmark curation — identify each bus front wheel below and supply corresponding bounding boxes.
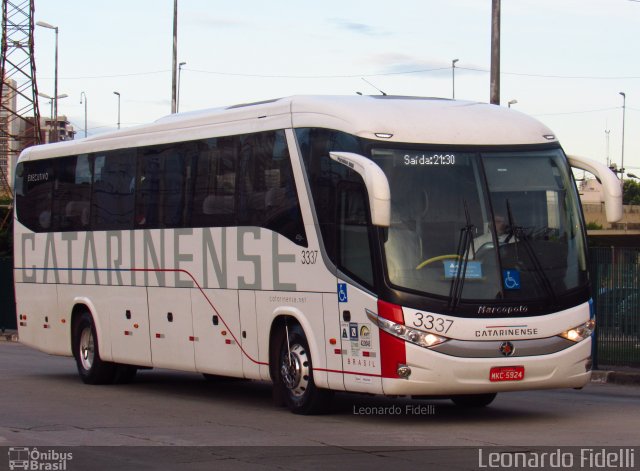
[274,324,332,415]
[73,311,116,385]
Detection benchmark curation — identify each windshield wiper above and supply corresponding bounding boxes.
[448,201,475,311]
[505,200,557,303]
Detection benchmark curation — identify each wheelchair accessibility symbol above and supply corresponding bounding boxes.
[503,270,521,290]
[338,283,348,303]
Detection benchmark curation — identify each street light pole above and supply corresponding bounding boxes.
[113,91,121,130]
[171,0,178,113]
[619,92,626,181]
[490,0,501,105]
[80,92,88,138]
[451,59,459,99]
[177,61,186,112]
[605,128,610,168]
[36,21,59,141]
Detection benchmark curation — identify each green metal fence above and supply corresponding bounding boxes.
[590,247,640,368]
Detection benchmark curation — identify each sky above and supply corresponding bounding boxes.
[30,0,640,174]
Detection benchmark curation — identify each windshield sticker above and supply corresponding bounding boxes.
[503,269,521,290]
[403,153,456,166]
[443,261,483,279]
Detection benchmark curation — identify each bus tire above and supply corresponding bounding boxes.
[273,324,332,415]
[73,311,115,385]
[451,393,497,408]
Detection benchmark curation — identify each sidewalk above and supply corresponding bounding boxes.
[1,329,638,385]
[0,329,18,342]
[591,368,640,386]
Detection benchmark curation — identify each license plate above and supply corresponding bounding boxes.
[489,366,525,382]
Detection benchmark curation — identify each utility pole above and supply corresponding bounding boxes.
[0,0,42,199]
[490,0,501,105]
[171,0,178,114]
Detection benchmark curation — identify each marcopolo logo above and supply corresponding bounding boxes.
[8,447,73,470]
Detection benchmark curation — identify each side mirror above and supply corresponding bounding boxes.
[568,154,623,223]
[329,151,391,227]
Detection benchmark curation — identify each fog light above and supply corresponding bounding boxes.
[393,324,406,336]
[397,364,411,379]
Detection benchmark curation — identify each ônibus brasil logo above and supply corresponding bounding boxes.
[8,447,73,470]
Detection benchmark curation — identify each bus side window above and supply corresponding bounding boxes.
[337,181,374,287]
[297,127,365,261]
[52,155,92,232]
[237,130,307,246]
[14,160,54,232]
[191,137,237,228]
[163,148,189,228]
[136,144,190,229]
[91,150,136,230]
[136,151,162,227]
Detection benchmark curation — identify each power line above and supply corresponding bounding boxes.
[533,107,620,117]
[39,70,170,80]
[459,66,640,80]
[38,66,640,81]
[184,66,451,79]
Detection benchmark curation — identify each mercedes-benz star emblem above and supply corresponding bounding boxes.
[499,341,515,357]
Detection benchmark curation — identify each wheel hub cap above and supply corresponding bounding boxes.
[280,344,309,397]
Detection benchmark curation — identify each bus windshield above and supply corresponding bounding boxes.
[371,147,588,302]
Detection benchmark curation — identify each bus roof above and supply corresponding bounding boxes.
[19,95,558,161]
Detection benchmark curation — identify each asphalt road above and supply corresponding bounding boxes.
[0,342,638,469]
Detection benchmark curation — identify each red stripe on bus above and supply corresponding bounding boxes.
[20,266,389,380]
[315,367,382,378]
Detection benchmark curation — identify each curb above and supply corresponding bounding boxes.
[591,370,640,386]
[0,331,18,342]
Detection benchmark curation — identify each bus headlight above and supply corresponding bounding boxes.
[559,319,595,342]
[366,309,449,348]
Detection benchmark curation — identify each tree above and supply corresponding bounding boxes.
[623,179,640,205]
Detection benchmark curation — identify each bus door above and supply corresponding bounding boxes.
[335,182,382,393]
[336,280,381,393]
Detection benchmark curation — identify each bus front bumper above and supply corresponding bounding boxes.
[381,337,593,396]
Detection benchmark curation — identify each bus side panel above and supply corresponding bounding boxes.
[105,286,152,367]
[15,282,69,356]
[191,288,244,378]
[148,287,196,371]
[238,291,262,380]
[322,293,346,392]
[336,282,383,394]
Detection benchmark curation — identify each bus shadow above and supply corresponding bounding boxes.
[36,366,557,424]
[121,369,554,423]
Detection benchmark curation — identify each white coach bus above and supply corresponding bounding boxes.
[13,95,622,414]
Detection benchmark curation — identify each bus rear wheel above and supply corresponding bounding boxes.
[274,324,332,415]
[451,393,497,408]
[73,311,116,384]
